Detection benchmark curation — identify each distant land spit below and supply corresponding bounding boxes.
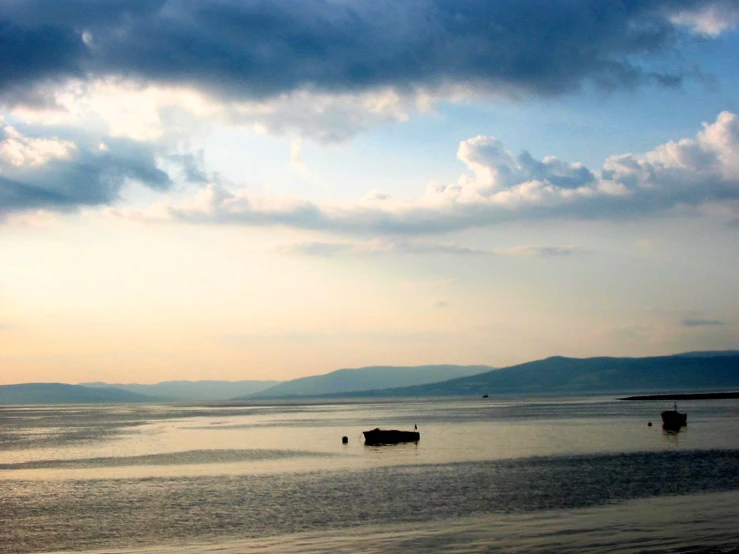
[621,392,739,400]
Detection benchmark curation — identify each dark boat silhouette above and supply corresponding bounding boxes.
[661,402,687,430]
[363,427,420,445]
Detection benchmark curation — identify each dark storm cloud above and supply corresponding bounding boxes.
[0,0,730,103]
[0,134,171,216]
[0,20,84,91]
[0,1,163,97]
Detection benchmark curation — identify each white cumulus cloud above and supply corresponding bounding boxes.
[162,112,739,234]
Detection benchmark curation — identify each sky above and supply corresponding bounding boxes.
[2,0,739,385]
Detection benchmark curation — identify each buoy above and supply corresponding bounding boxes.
[342,436,348,444]
[648,421,652,427]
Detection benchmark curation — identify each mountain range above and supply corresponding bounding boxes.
[1,351,738,405]
[245,365,493,399]
[334,352,739,398]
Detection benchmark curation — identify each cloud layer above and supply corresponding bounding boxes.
[2,1,739,219]
[4,106,739,228]
[1,0,737,107]
[168,111,739,233]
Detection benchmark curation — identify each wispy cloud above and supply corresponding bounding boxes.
[278,237,590,259]
[493,245,586,257]
[278,238,490,257]
[682,318,725,327]
[669,2,739,36]
[289,139,306,173]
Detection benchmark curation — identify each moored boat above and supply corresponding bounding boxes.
[363,427,420,445]
[661,403,687,430]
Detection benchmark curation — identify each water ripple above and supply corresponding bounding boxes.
[3,449,739,553]
[0,448,335,470]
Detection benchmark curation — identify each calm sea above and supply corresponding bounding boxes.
[2,395,739,553]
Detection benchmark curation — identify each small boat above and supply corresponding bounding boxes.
[363,427,420,445]
[661,402,687,430]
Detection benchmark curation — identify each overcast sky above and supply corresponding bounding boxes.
[2,0,739,384]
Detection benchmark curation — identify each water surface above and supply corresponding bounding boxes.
[2,396,739,553]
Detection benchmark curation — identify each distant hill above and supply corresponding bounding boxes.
[0,383,158,405]
[244,365,493,399]
[335,353,739,398]
[80,380,281,402]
